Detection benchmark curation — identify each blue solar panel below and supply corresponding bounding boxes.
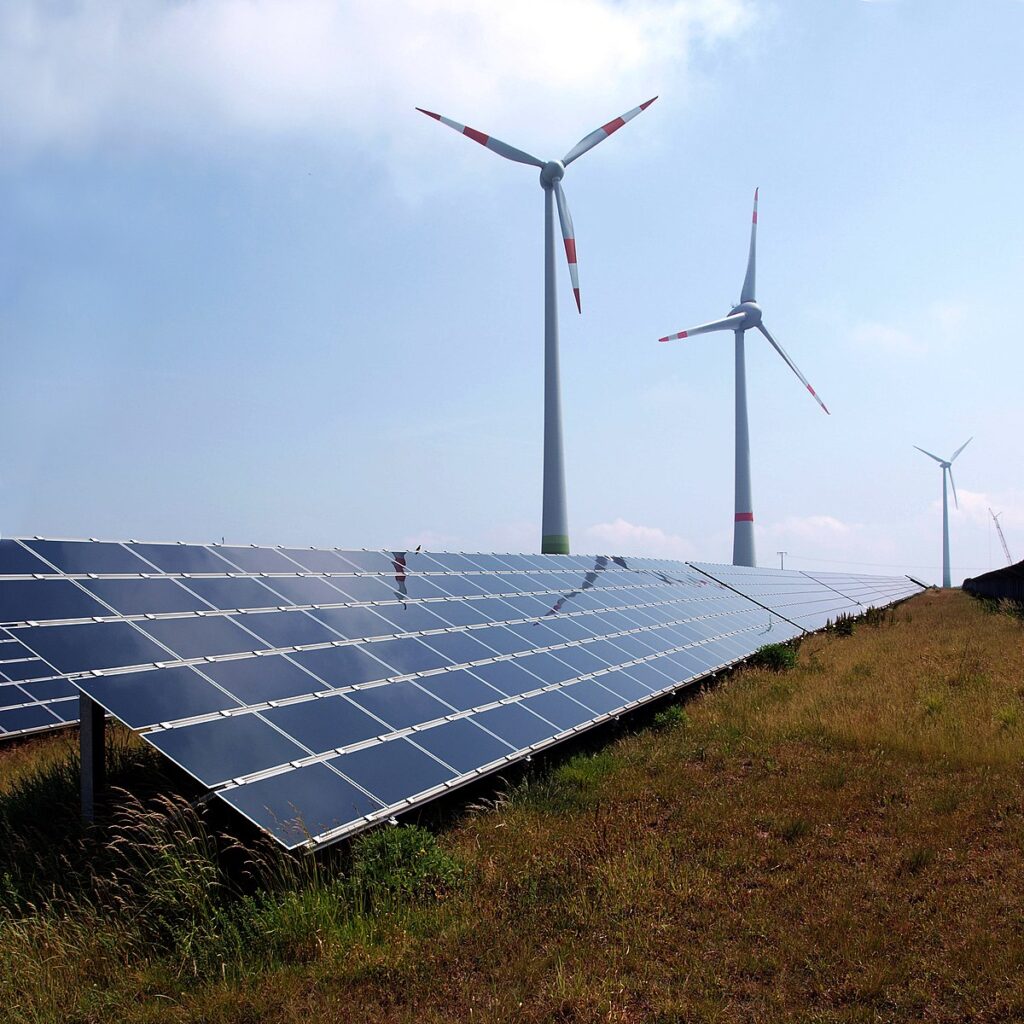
[24,540,150,575]
[800,570,923,609]
[690,563,925,630]
[219,762,383,847]
[0,537,922,848]
[689,563,864,631]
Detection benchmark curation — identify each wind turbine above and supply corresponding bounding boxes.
[915,438,971,587]
[658,190,829,568]
[417,98,657,554]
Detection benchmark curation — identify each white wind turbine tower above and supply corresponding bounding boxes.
[658,190,829,567]
[417,98,657,555]
[914,438,971,588]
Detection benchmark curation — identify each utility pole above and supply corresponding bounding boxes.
[777,551,787,570]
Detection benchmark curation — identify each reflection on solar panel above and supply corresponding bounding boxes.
[0,538,923,849]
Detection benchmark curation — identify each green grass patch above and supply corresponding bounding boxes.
[776,816,811,843]
[652,704,689,730]
[749,642,797,671]
[349,824,463,906]
[513,750,618,813]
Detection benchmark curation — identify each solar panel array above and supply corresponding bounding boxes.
[689,563,923,632]
[0,538,922,849]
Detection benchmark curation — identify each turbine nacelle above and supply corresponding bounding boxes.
[728,300,762,331]
[417,97,656,318]
[539,160,565,188]
[658,190,829,415]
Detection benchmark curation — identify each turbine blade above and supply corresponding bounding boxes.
[553,181,581,313]
[756,322,830,414]
[659,313,745,343]
[416,108,544,167]
[950,436,972,462]
[740,187,758,303]
[948,466,959,509]
[562,96,658,166]
[913,445,945,464]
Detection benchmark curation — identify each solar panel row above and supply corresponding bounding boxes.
[689,563,922,632]
[0,538,922,849]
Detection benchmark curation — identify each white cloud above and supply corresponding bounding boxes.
[582,517,696,558]
[754,513,900,568]
[947,488,1024,532]
[760,513,855,542]
[0,0,754,164]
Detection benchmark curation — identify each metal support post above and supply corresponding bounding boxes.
[80,694,106,823]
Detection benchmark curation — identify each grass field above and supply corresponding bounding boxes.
[2,589,1023,1023]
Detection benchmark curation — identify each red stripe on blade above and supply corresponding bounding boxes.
[573,288,581,313]
[563,238,577,263]
[752,211,758,223]
[735,512,754,522]
[416,108,441,120]
[640,97,658,110]
[601,116,626,135]
[463,126,489,145]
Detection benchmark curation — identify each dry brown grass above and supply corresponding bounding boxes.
[2,590,1023,1023]
[0,730,78,795]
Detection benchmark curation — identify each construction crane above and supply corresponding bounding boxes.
[989,508,1013,566]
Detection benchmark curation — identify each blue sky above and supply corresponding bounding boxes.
[1,0,1021,586]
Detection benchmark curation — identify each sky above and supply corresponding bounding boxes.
[1,0,1021,587]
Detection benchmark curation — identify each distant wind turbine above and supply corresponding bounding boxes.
[915,438,971,587]
[417,98,657,554]
[658,189,829,568]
